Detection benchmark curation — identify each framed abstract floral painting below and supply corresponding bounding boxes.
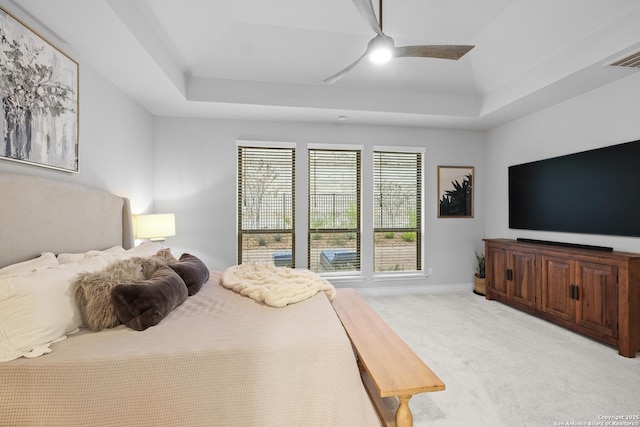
[0,6,79,172]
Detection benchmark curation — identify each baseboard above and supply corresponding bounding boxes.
[354,283,474,296]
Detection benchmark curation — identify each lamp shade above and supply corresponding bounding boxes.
[134,214,176,241]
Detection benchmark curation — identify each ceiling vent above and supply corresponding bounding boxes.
[608,50,640,69]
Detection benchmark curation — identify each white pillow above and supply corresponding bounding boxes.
[57,246,125,264]
[56,252,86,264]
[0,257,109,362]
[87,244,156,264]
[126,241,163,257]
[57,244,162,265]
[102,246,127,254]
[0,252,58,277]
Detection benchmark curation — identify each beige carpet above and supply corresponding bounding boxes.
[361,291,640,427]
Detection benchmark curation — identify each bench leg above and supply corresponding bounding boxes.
[396,395,413,427]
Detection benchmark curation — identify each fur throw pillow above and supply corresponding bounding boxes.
[154,248,179,264]
[73,251,173,331]
[110,266,188,331]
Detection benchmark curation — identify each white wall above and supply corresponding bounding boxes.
[485,72,640,253]
[0,1,155,213]
[153,118,485,289]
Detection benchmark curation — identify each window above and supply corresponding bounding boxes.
[308,147,361,274]
[374,149,423,273]
[237,142,295,267]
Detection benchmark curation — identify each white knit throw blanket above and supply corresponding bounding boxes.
[221,264,336,308]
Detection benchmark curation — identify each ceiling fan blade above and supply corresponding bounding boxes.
[324,51,368,84]
[351,0,384,36]
[393,45,475,60]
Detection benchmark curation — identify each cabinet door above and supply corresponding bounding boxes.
[575,261,618,338]
[486,246,508,298]
[509,250,537,309]
[541,255,574,322]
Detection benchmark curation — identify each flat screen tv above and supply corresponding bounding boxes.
[508,139,640,238]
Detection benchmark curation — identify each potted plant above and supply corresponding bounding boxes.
[474,251,486,296]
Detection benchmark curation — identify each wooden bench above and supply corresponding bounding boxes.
[332,288,445,427]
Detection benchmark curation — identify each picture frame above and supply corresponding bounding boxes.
[438,166,474,218]
[1,6,79,173]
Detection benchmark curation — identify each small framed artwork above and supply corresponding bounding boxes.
[438,166,474,218]
[0,6,79,172]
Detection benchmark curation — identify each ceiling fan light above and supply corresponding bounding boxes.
[369,47,392,64]
[367,34,394,65]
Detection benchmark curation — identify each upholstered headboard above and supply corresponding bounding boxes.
[0,173,134,268]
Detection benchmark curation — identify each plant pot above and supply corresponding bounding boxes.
[473,274,486,296]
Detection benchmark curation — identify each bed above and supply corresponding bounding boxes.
[0,173,380,427]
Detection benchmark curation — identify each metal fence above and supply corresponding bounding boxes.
[310,193,357,229]
[241,193,292,230]
[241,193,417,231]
[374,194,418,229]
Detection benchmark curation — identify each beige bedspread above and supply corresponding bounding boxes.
[0,272,379,427]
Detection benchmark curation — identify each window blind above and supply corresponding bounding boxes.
[237,145,295,266]
[373,150,422,272]
[308,148,361,273]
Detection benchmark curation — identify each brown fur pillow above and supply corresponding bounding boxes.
[154,248,179,264]
[110,266,188,331]
[169,253,209,296]
[136,256,170,279]
[74,258,144,331]
[73,250,176,331]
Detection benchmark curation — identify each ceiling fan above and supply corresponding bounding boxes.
[324,0,475,84]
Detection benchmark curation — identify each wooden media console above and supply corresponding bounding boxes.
[484,238,640,358]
